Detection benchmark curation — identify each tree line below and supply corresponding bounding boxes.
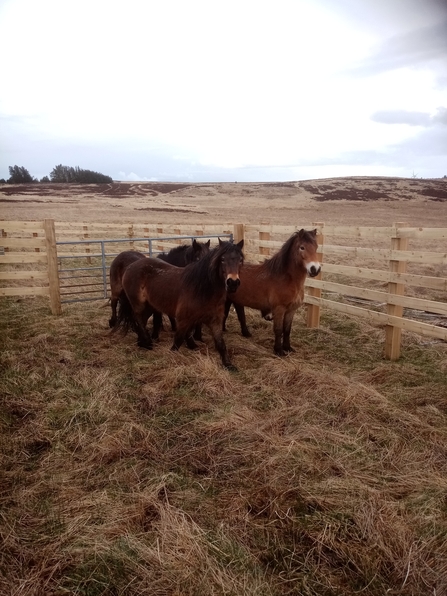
[2,165,113,184]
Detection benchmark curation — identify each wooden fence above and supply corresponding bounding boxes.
[1,219,446,359]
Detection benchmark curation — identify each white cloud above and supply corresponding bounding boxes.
[117,172,157,182]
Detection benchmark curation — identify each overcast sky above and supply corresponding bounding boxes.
[1,0,446,182]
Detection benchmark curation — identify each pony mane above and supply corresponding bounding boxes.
[159,245,188,258]
[264,230,316,275]
[181,241,242,298]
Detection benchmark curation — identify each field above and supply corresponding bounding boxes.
[1,177,447,595]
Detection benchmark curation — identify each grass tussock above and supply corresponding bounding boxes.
[1,297,447,595]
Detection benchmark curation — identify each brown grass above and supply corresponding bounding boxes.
[1,293,447,595]
[1,177,447,594]
[1,176,447,227]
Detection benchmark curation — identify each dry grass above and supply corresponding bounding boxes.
[1,177,447,227]
[1,295,447,596]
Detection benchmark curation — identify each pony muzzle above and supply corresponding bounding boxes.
[226,276,240,293]
[307,262,321,277]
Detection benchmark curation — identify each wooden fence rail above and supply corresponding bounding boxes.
[1,219,446,359]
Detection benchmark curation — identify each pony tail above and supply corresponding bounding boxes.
[115,290,138,335]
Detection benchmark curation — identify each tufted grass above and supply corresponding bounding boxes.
[1,296,447,595]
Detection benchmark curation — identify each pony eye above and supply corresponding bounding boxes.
[299,245,305,251]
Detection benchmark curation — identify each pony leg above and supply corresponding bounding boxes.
[171,323,187,351]
[208,320,237,371]
[134,306,153,349]
[272,307,287,356]
[152,311,163,341]
[109,296,118,328]
[169,316,177,331]
[186,331,199,350]
[171,318,198,351]
[136,319,153,349]
[235,303,251,337]
[282,309,296,353]
[193,323,203,342]
[222,298,232,331]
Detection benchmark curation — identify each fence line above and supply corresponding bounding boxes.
[1,219,446,359]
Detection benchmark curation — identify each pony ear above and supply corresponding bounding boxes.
[206,239,211,247]
[218,238,224,246]
[192,238,198,248]
[237,239,244,249]
[297,228,305,238]
[312,228,317,236]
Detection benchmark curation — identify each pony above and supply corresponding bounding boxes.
[157,238,210,336]
[157,238,210,266]
[108,239,210,329]
[116,239,245,370]
[223,229,320,356]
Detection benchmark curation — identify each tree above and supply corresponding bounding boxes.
[50,164,74,183]
[50,164,112,183]
[40,176,50,183]
[7,165,34,183]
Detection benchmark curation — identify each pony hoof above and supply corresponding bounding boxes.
[242,330,252,338]
[225,364,238,372]
[138,340,153,350]
[283,347,295,354]
[274,349,286,357]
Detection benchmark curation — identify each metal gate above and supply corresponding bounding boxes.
[56,234,232,304]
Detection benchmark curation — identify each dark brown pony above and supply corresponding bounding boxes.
[108,239,210,329]
[157,239,210,335]
[116,239,244,370]
[223,229,320,356]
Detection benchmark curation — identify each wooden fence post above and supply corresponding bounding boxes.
[2,228,8,253]
[156,227,164,253]
[259,225,271,259]
[306,222,324,328]
[384,222,409,360]
[44,219,62,315]
[83,224,92,264]
[233,223,245,245]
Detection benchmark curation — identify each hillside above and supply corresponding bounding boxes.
[1,176,447,227]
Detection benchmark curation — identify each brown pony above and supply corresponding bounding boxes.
[223,229,320,356]
[116,239,244,370]
[108,239,210,329]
